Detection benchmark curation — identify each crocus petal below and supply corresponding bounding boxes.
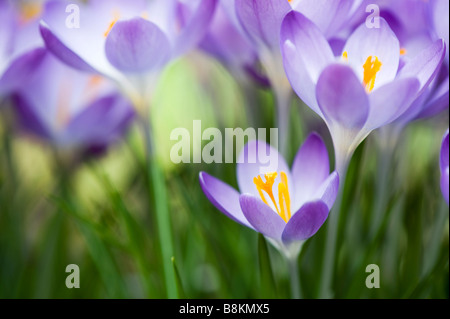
[11,49,133,149]
[239,194,285,240]
[63,94,134,146]
[0,2,14,70]
[398,39,446,96]
[237,140,292,201]
[291,132,330,209]
[105,18,171,73]
[431,0,449,62]
[0,48,47,96]
[312,171,339,210]
[417,77,449,119]
[236,0,291,49]
[342,18,400,90]
[365,77,420,130]
[316,64,369,129]
[199,172,254,229]
[281,11,334,115]
[293,0,363,38]
[281,200,329,244]
[200,2,256,69]
[39,0,108,74]
[40,0,148,77]
[39,22,98,73]
[13,94,53,140]
[174,0,217,56]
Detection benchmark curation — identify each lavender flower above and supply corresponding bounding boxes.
[377,0,449,125]
[199,0,269,87]
[0,0,47,97]
[281,12,446,174]
[431,0,449,64]
[39,0,217,109]
[13,49,134,153]
[199,133,339,257]
[234,0,367,155]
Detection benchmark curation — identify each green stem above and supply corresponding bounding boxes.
[422,199,448,277]
[319,154,350,298]
[140,118,177,299]
[370,127,400,238]
[275,89,291,159]
[288,256,301,299]
[370,149,392,237]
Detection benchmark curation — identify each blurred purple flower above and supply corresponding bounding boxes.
[290,0,364,39]
[281,12,445,173]
[233,0,366,154]
[199,0,269,88]
[39,0,217,105]
[431,0,449,64]
[374,0,449,125]
[199,133,339,256]
[234,0,293,155]
[13,49,134,152]
[441,129,449,205]
[0,0,48,97]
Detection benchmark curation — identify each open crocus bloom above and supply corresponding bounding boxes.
[441,130,449,205]
[39,0,216,104]
[199,133,339,256]
[13,49,134,152]
[281,12,446,173]
[234,0,363,91]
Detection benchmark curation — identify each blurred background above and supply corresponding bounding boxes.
[0,52,448,298]
[0,0,448,299]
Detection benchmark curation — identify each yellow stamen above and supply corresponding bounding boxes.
[253,171,292,223]
[278,172,291,222]
[342,51,348,62]
[400,48,407,56]
[20,3,42,23]
[362,55,382,93]
[104,11,120,37]
[253,172,279,213]
[88,75,103,87]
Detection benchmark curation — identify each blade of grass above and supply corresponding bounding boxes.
[52,193,127,298]
[258,234,277,298]
[94,167,155,297]
[140,118,177,299]
[172,257,186,299]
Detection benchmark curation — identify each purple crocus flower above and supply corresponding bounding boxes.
[290,0,364,39]
[199,133,339,257]
[13,49,134,152]
[374,0,450,126]
[0,0,48,97]
[441,129,449,205]
[199,0,269,88]
[281,12,446,174]
[39,0,217,107]
[234,0,293,154]
[234,0,366,155]
[431,0,449,64]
